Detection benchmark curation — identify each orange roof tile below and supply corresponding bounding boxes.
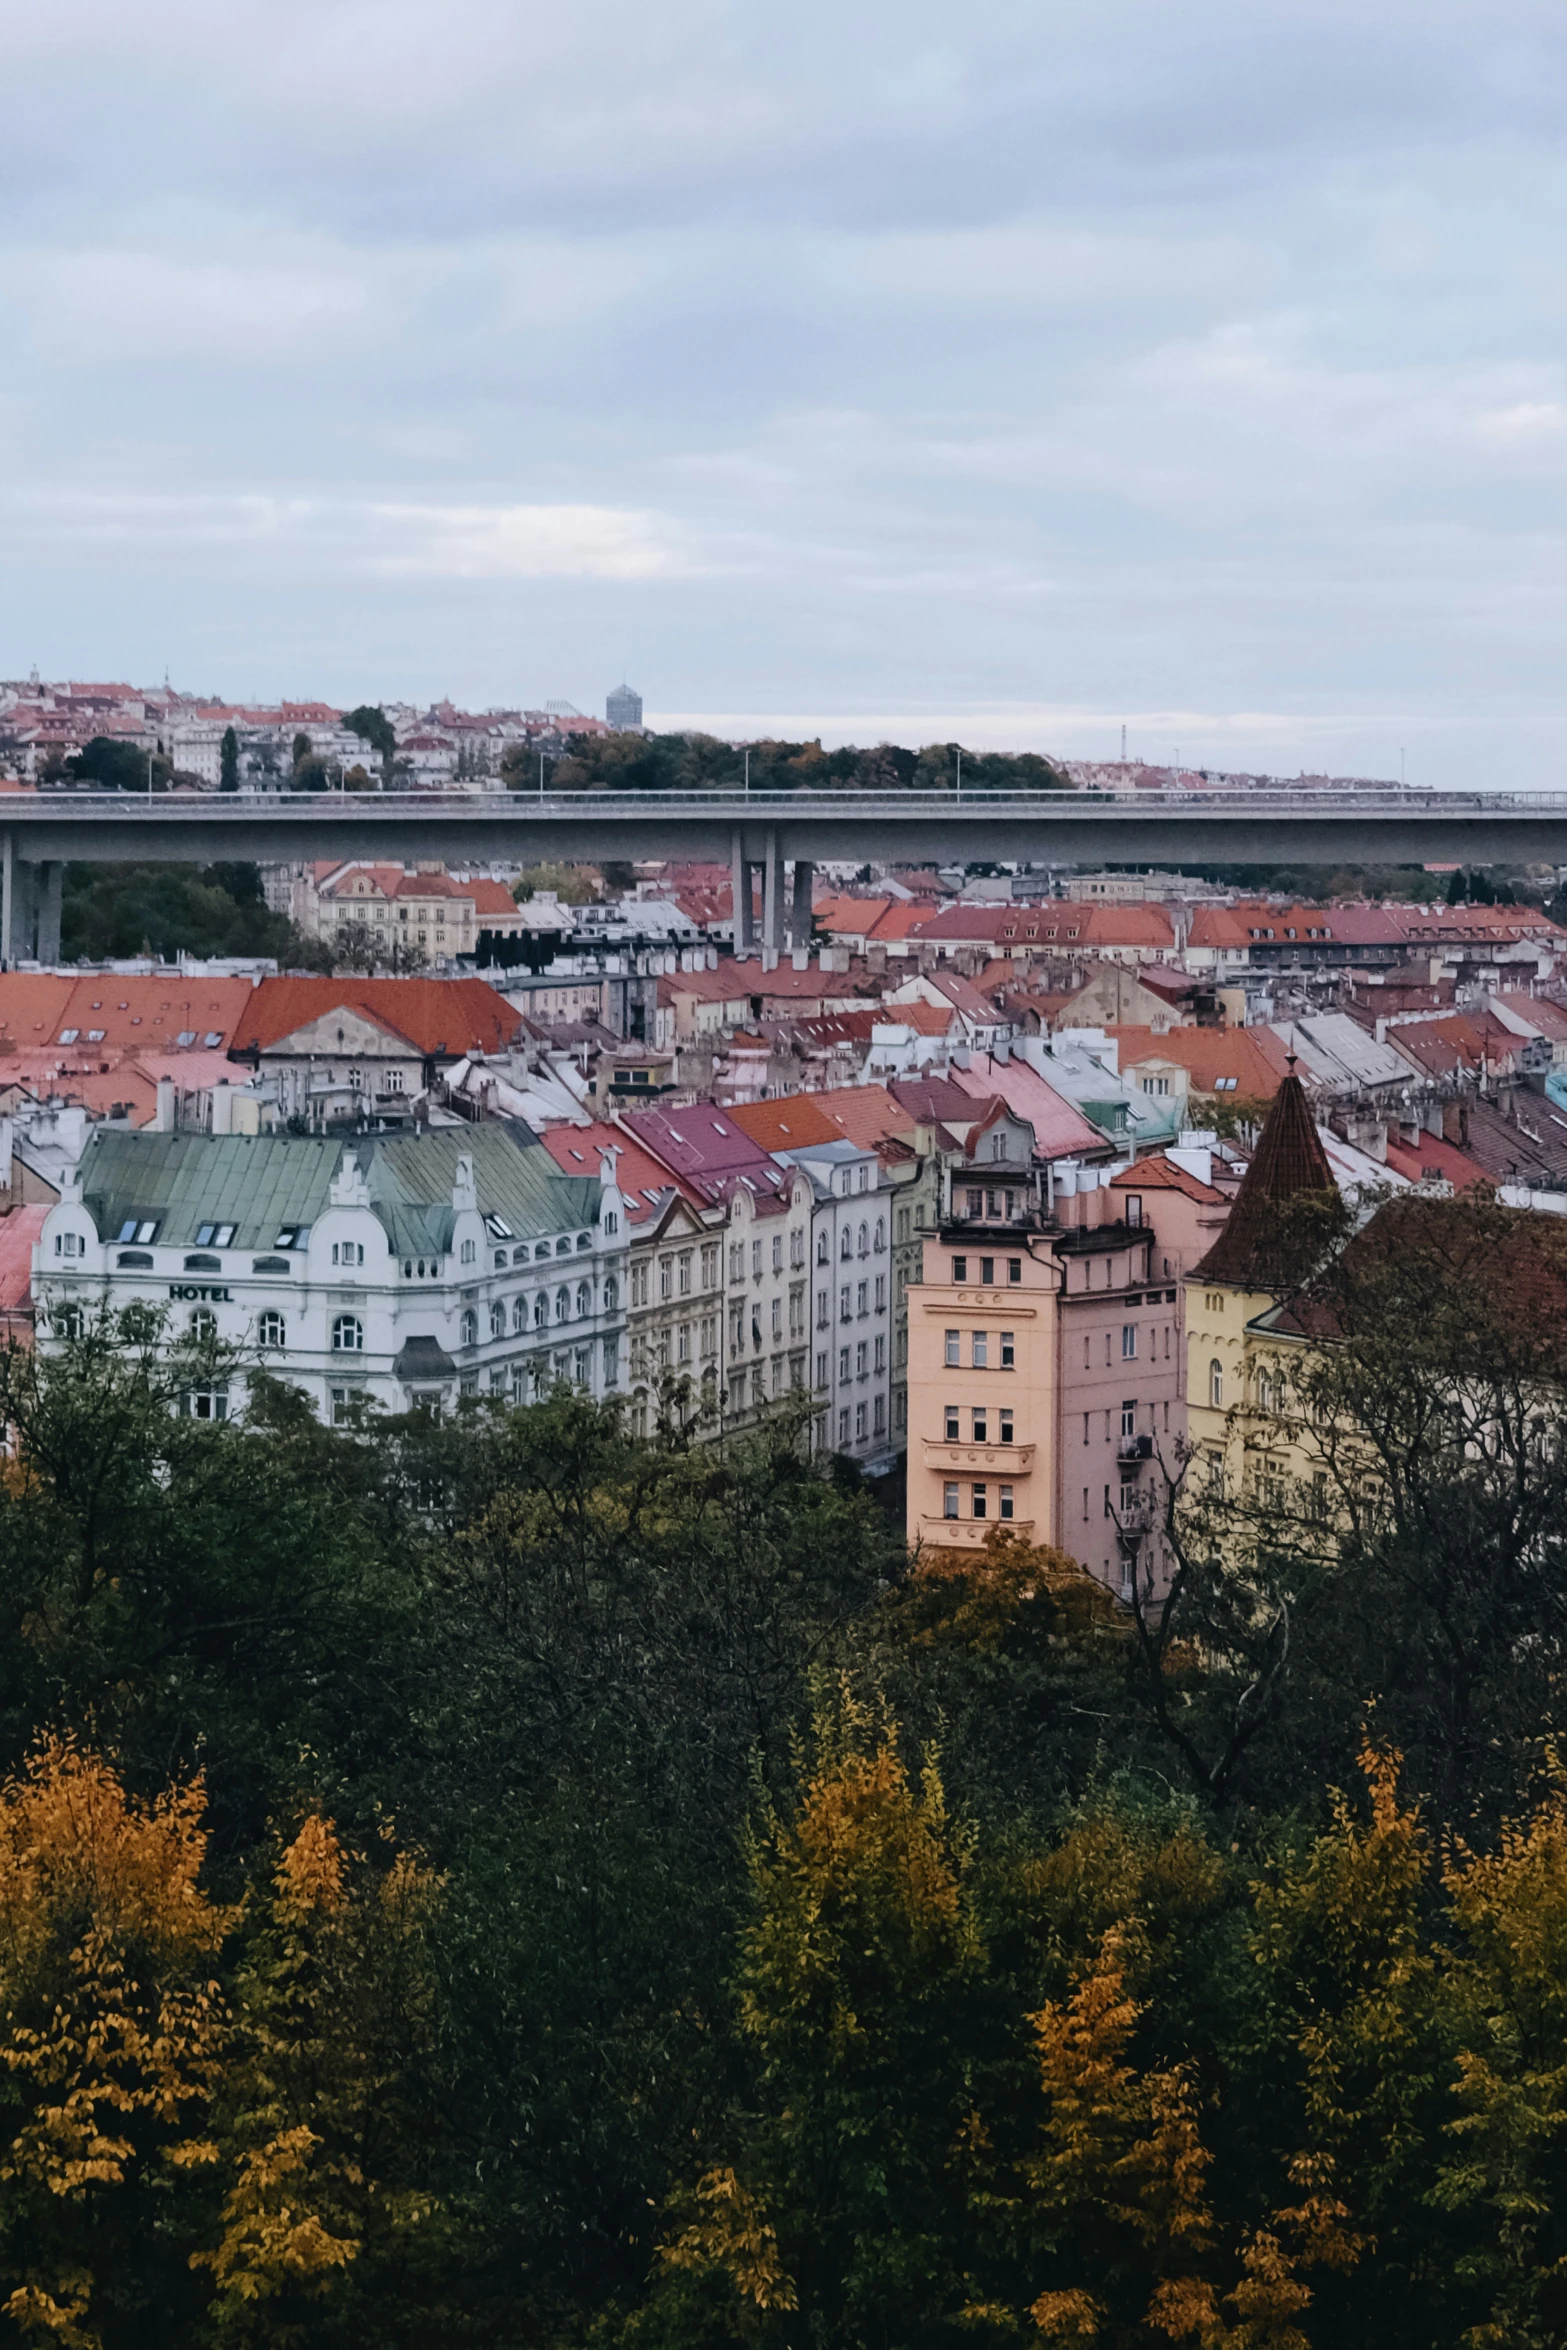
[237,976,520,1057]
[727,1097,842,1151]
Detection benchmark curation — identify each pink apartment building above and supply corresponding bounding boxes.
[906,1143,1234,1601]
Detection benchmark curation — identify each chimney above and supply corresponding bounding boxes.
[211,1080,233,1136]
[155,1076,176,1133]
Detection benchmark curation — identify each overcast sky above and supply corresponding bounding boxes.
[4,0,1566,782]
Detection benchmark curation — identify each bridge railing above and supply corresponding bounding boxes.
[14,786,1567,812]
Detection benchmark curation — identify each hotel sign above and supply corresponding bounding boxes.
[168,1283,232,1302]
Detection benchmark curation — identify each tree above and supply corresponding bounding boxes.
[657,1685,984,2347]
[64,737,169,793]
[1446,867,1467,905]
[220,727,239,794]
[340,707,396,788]
[0,1736,234,2345]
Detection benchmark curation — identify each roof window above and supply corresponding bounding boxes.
[483,1213,514,1239]
[87,1029,104,1042]
[176,1030,196,1046]
[57,1029,78,1044]
[115,1218,160,1244]
[195,1223,236,1247]
[273,1224,308,1249]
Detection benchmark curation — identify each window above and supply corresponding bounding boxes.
[771,1296,782,1339]
[772,1235,783,1273]
[839,1345,850,1382]
[952,1255,968,1283]
[945,1328,960,1366]
[816,1289,829,1329]
[53,1232,83,1258]
[459,1309,478,1347]
[330,1388,359,1426]
[945,1405,960,1441]
[973,1408,988,1442]
[1121,1323,1138,1360]
[943,1482,959,1519]
[189,1307,218,1342]
[511,1296,527,1335]
[1121,1399,1136,1437]
[53,1304,84,1339]
[980,1256,994,1285]
[533,1293,548,1331]
[117,1251,153,1269]
[184,1253,221,1272]
[1210,1359,1223,1409]
[484,1213,514,1241]
[874,1273,886,1309]
[816,1231,829,1266]
[115,1219,160,1244]
[329,1313,362,1353]
[555,1287,570,1323]
[257,1311,285,1349]
[460,1238,476,1265]
[971,1331,988,1368]
[855,1339,867,1377]
[874,1334,885,1372]
[840,1229,852,1261]
[838,1408,850,1446]
[816,1350,828,1388]
[999,1409,1013,1444]
[855,1401,867,1439]
[1008,1257,1022,1284]
[576,1279,592,1317]
[678,1252,692,1295]
[873,1394,885,1433]
[1124,1195,1143,1226]
[187,1386,229,1422]
[857,1221,868,1257]
[1000,1331,1014,1368]
[856,1280,868,1316]
[604,1275,618,1311]
[839,1285,851,1321]
[1000,1484,1014,1520]
[972,1483,987,1519]
[490,1302,506,1339]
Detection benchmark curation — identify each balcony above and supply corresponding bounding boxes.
[1116,1432,1154,1463]
[922,1439,1036,1474]
[920,1514,1036,1547]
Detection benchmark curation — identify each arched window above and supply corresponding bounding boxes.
[857,1221,869,1256]
[555,1238,571,1257]
[603,1274,618,1311]
[490,1301,506,1340]
[873,1217,885,1253]
[1209,1359,1223,1410]
[576,1233,592,1252]
[190,1307,218,1343]
[604,1210,619,1235]
[839,1229,851,1260]
[816,1230,829,1265]
[576,1279,592,1317]
[533,1293,548,1330]
[1258,1371,1272,1413]
[332,1314,363,1353]
[459,1309,477,1348]
[512,1296,527,1335]
[257,1310,285,1349]
[555,1286,570,1323]
[535,1242,551,1262]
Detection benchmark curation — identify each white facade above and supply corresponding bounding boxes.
[33,1136,629,1425]
[777,1138,895,1472]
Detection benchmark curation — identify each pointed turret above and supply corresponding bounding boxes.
[1196,1065,1335,1288]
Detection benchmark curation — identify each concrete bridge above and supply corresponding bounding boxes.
[4,785,1565,963]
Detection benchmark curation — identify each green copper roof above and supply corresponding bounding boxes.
[74,1123,603,1256]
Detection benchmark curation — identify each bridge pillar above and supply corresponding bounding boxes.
[35,863,61,966]
[761,829,783,969]
[789,858,814,953]
[0,837,41,969]
[730,829,756,958]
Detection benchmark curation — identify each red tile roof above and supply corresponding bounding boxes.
[237,977,520,1057]
[1109,1154,1228,1205]
[540,1119,695,1225]
[913,901,1176,950]
[1109,1024,1289,1097]
[1196,1073,1336,1286]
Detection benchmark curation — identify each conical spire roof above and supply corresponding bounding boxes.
[1196,1067,1336,1288]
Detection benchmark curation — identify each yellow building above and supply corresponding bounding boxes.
[1184,1068,1338,1502]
